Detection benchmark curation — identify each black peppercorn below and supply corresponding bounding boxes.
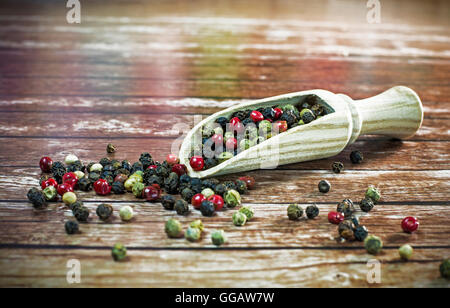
[70,200,83,211]
[96,204,113,221]
[202,178,220,190]
[332,162,344,174]
[155,165,169,178]
[111,181,125,194]
[311,104,324,117]
[204,158,218,169]
[139,152,154,169]
[73,205,90,222]
[65,220,79,235]
[261,107,276,120]
[77,178,92,191]
[103,165,115,173]
[318,180,331,193]
[181,187,195,202]
[354,225,369,242]
[27,188,47,209]
[106,143,116,154]
[51,161,66,183]
[174,199,190,216]
[67,160,84,173]
[161,195,176,210]
[88,172,101,184]
[223,181,237,191]
[200,200,215,217]
[214,183,227,196]
[215,116,229,130]
[360,198,374,212]
[338,220,355,240]
[179,174,192,187]
[337,199,355,218]
[99,157,111,167]
[306,204,320,219]
[164,172,179,194]
[131,162,144,174]
[121,160,131,171]
[301,109,316,124]
[234,179,248,195]
[279,110,298,127]
[231,110,248,121]
[350,151,363,164]
[114,168,130,178]
[190,178,203,194]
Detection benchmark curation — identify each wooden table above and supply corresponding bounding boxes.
[0,0,449,288]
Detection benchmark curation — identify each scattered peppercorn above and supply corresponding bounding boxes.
[232,211,247,226]
[305,204,319,219]
[440,259,450,279]
[73,205,89,222]
[337,199,355,218]
[364,235,383,255]
[234,179,248,195]
[239,206,254,221]
[106,143,116,154]
[354,225,369,242]
[70,200,83,211]
[214,183,228,196]
[111,243,127,262]
[328,211,344,224]
[350,150,363,164]
[200,200,215,217]
[287,204,304,220]
[161,195,176,210]
[165,218,183,238]
[359,198,374,212]
[65,220,79,235]
[27,188,47,209]
[211,230,227,246]
[174,199,190,216]
[119,206,134,221]
[365,185,381,204]
[399,244,414,261]
[318,180,331,193]
[401,216,419,233]
[185,227,201,242]
[223,189,241,208]
[42,186,58,202]
[332,162,344,174]
[62,192,77,206]
[190,219,204,232]
[338,220,355,241]
[238,176,255,190]
[96,204,113,221]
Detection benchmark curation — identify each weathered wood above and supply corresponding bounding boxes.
[0,248,448,288]
[0,138,448,170]
[0,202,449,248]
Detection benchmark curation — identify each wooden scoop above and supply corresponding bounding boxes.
[179,86,423,178]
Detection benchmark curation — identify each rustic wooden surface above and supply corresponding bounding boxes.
[0,0,449,288]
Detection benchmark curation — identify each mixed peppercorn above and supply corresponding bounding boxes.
[188,94,331,171]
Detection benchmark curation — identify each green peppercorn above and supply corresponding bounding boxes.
[119,206,134,221]
[234,180,247,195]
[223,189,241,208]
[132,182,145,198]
[185,227,201,242]
[240,139,254,151]
[211,230,227,246]
[354,225,369,242]
[287,204,303,220]
[201,188,215,199]
[90,163,103,173]
[305,204,319,219]
[297,119,304,125]
[338,220,355,241]
[65,220,79,235]
[62,192,77,206]
[232,211,247,226]
[365,185,381,204]
[190,219,204,232]
[165,218,182,238]
[440,259,450,279]
[124,177,138,192]
[258,120,272,135]
[73,205,89,222]
[161,195,176,210]
[350,150,363,164]
[74,171,85,180]
[129,172,143,183]
[332,162,344,173]
[42,186,58,202]
[106,143,116,154]
[337,199,355,218]
[399,244,414,261]
[174,199,190,216]
[111,243,127,262]
[318,180,331,193]
[218,152,234,163]
[239,206,254,221]
[360,198,374,212]
[364,235,383,255]
[96,204,113,221]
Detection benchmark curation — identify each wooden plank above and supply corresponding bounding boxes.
[0,138,448,170]
[0,247,448,287]
[0,113,447,140]
[1,167,449,202]
[0,202,449,248]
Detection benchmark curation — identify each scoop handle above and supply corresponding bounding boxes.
[342,86,424,141]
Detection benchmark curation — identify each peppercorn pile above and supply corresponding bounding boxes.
[188,94,331,171]
[28,150,256,255]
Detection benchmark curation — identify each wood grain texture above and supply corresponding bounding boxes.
[0,0,449,287]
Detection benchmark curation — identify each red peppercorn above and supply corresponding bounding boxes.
[166,154,179,165]
[41,178,58,190]
[250,110,264,122]
[273,120,288,133]
[147,165,158,170]
[229,118,245,134]
[226,137,237,150]
[39,156,53,173]
[151,183,161,191]
[328,211,344,224]
[93,179,111,196]
[189,156,204,171]
[62,172,78,187]
[143,186,160,201]
[211,134,224,145]
[401,216,419,233]
[191,193,206,209]
[172,164,187,177]
[207,194,224,211]
[57,183,74,196]
[273,108,283,120]
[230,117,241,126]
[238,176,255,189]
